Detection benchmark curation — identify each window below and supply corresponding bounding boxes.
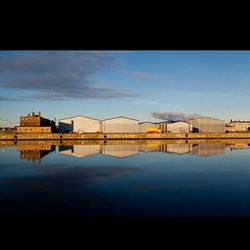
[30,129,33,131]
[25,128,27,131]
[47,128,49,131]
[41,128,44,131]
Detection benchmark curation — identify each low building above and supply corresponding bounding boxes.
[139,122,157,133]
[186,117,225,133]
[225,120,250,132]
[59,115,101,133]
[155,121,171,132]
[166,121,192,133]
[102,116,139,133]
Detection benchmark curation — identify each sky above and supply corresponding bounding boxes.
[0,50,250,127]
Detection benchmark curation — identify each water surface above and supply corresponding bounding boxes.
[1,140,250,220]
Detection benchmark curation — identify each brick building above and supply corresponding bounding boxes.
[16,112,56,133]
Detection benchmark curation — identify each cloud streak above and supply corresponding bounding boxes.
[0,51,136,101]
[132,71,173,81]
[151,112,202,121]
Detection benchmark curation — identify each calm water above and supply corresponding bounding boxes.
[1,140,250,219]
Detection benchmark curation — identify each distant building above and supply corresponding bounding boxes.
[155,121,192,133]
[155,121,171,132]
[59,115,101,133]
[186,117,225,133]
[225,120,250,132]
[102,116,139,133]
[166,121,192,133]
[16,112,56,133]
[139,122,157,133]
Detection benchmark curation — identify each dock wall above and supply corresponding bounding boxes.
[1,132,250,140]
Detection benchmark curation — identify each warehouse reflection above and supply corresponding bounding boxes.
[7,140,250,161]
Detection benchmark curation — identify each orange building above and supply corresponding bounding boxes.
[16,112,56,133]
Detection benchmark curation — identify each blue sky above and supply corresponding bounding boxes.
[0,50,250,126]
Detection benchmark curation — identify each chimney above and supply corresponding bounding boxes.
[32,112,35,116]
[28,114,30,116]
[38,112,41,117]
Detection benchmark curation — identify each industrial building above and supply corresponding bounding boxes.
[155,121,192,133]
[59,115,101,133]
[166,121,192,133]
[139,122,157,133]
[155,121,169,132]
[225,120,250,132]
[186,117,225,133]
[16,112,56,133]
[101,116,139,133]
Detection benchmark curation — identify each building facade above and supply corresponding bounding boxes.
[102,116,139,133]
[59,115,101,133]
[186,117,225,133]
[17,112,56,133]
[225,120,250,132]
[166,121,192,133]
[139,122,157,133]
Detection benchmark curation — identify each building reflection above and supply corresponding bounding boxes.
[159,144,192,155]
[17,143,55,162]
[13,140,250,161]
[59,145,100,158]
[100,144,139,158]
[191,144,225,157]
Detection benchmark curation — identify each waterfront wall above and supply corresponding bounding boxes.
[2,132,250,140]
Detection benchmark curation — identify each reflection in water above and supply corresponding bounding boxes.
[159,144,192,155]
[1,140,250,161]
[17,143,55,162]
[2,139,250,219]
[59,145,100,158]
[191,144,225,157]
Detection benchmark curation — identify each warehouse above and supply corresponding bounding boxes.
[100,144,139,158]
[166,121,192,133]
[155,121,169,132]
[186,117,225,133]
[139,122,157,133]
[59,115,101,133]
[101,116,139,133]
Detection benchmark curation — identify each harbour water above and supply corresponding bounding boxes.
[1,140,250,221]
